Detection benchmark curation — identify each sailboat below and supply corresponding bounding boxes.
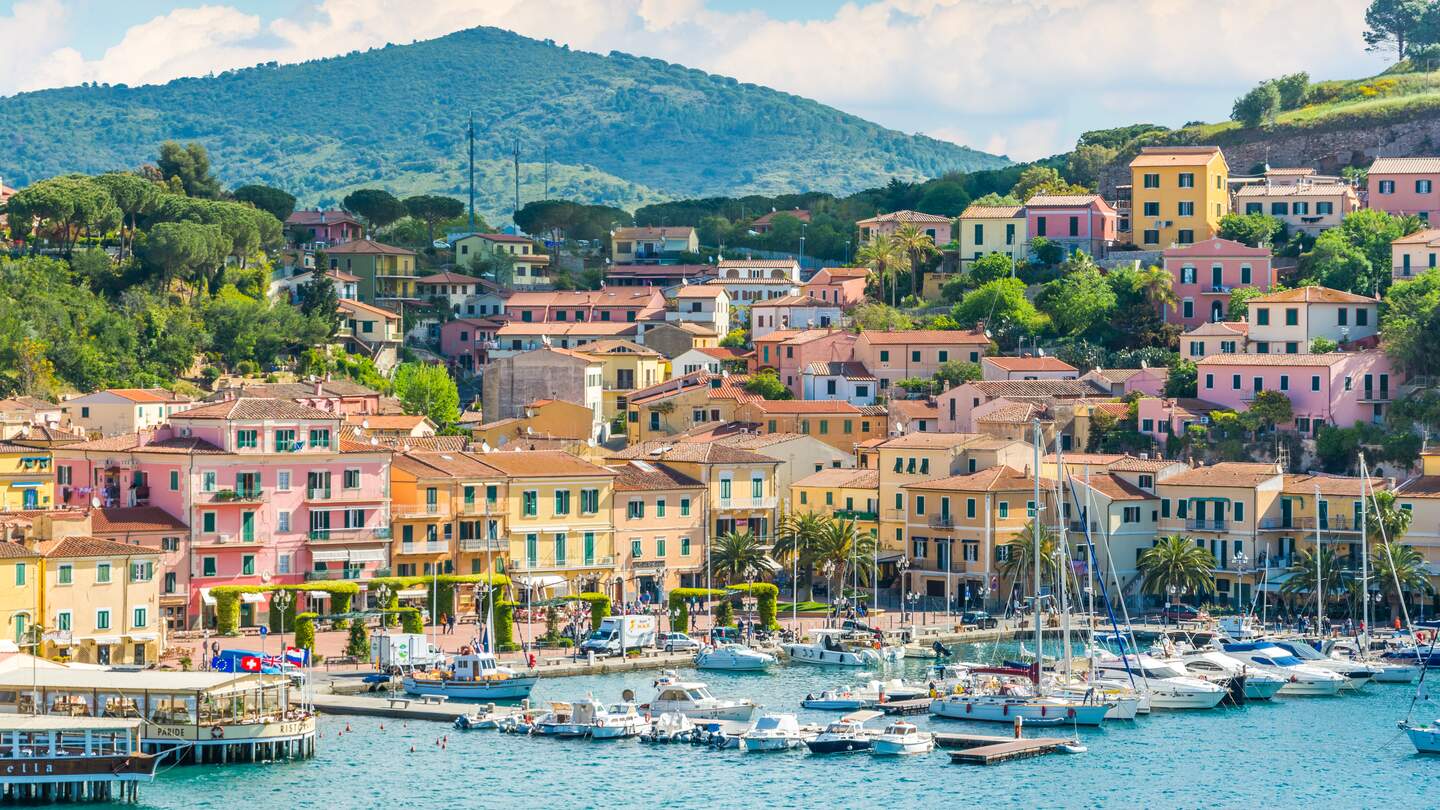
[930,422,1114,727]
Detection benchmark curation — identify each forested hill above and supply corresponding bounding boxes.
[0,26,1006,215]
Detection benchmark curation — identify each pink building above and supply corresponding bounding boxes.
[285,209,363,245]
[52,398,392,626]
[1136,397,1229,442]
[980,356,1078,381]
[1163,237,1276,329]
[1367,157,1440,222]
[506,288,666,324]
[802,267,870,307]
[752,329,857,395]
[938,379,1104,432]
[1024,195,1119,258]
[1195,351,1398,434]
[1078,366,1170,397]
[440,317,503,374]
[853,330,990,392]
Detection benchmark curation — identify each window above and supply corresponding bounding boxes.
[309,428,331,449]
[998,502,1009,519]
[202,557,216,577]
[54,563,71,585]
[1245,202,1262,214]
[1143,173,1160,189]
[1182,300,1193,319]
[344,468,361,489]
[628,499,645,519]
[277,471,291,491]
[681,537,691,556]
[631,539,643,559]
[1178,229,1194,244]
[1178,172,1195,188]
[133,607,147,628]
[55,611,71,632]
[656,538,666,557]
[554,490,571,515]
[1285,342,1298,354]
[1205,373,1214,389]
[1279,375,1289,391]
[523,491,538,517]
[656,498,666,518]
[1069,216,1079,236]
[274,429,297,452]
[1143,202,1160,217]
[236,430,257,449]
[1255,307,1269,326]
[96,562,111,584]
[721,478,732,500]
[96,609,111,631]
[1036,217,1047,236]
[1316,201,1333,215]
[1270,202,1289,216]
[1123,507,1141,523]
[1178,201,1194,216]
[680,497,691,517]
[751,477,764,499]
[1232,374,1241,390]
[1357,308,1369,326]
[581,488,599,514]
[1234,502,1245,522]
[1420,179,1433,194]
[1284,307,1298,326]
[12,562,24,587]
[1379,180,1395,194]
[242,555,255,576]
[1142,229,1159,245]
[1240,265,1251,284]
[278,511,291,532]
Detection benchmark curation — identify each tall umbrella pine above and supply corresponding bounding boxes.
[1138,535,1216,602]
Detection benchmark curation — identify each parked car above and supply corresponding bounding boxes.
[1161,605,1202,623]
[659,631,701,653]
[961,611,998,629]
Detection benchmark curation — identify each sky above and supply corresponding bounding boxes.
[0,0,1394,161]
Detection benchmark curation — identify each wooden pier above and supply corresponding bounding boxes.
[934,733,1071,765]
[309,692,528,723]
[877,698,932,716]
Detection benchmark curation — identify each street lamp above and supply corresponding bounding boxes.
[272,590,294,661]
[1166,584,1177,627]
[1232,551,1249,616]
[898,556,911,622]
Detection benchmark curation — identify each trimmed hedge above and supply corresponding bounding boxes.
[667,588,727,631]
[570,592,611,632]
[398,607,424,634]
[210,582,359,636]
[367,573,512,622]
[727,583,780,630]
[295,612,318,654]
[494,600,517,650]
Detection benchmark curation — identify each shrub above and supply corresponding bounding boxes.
[494,601,518,649]
[727,582,780,630]
[714,599,735,627]
[345,619,370,658]
[667,588,727,631]
[399,607,423,634]
[295,612,318,655]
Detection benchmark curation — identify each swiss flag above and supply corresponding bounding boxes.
[239,655,262,672]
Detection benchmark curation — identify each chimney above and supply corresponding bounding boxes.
[320,211,327,224]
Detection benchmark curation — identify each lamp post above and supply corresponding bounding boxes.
[1232,551,1248,617]
[1166,584,1177,627]
[898,556,911,623]
[272,589,294,663]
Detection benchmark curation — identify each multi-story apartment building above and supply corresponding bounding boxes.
[389,450,508,579]
[0,438,54,510]
[791,467,880,540]
[853,330,990,392]
[1195,351,1397,432]
[957,204,1027,267]
[52,398,393,627]
[323,239,418,308]
[1367,157,1440,222]
[1391,227,1440,281]
[37,535,164,666]
[609,442,782,544]
[1128,146,1230,248]
[609,460,707,600]
[1163,237,1276,328]
[61,389,195,438]
[1155,462,1283,605]
[1245,286,1379,352]
[1024,195,1118,258]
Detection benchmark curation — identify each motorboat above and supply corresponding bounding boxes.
[639,673,759,722]
[1175,651,1286,701]
[1325,638,1418,684]
[1092,654,1228,710]
[800,679,926,710]
[639,712,696,743]
[741,714,806,751]
[1046,675,1144,720]
[1218,643,1346,696]
[929,667,1112,726]
[534,699,598,737]
[806,710,881,754]
[453,703,504,730]
[1266,640,1376,689]
[782,629,885,667]
[591,702,648,739]
[403,653,539,700]
[1401,719,1440,753]
[870,721,934,755]
[695,644,777,672]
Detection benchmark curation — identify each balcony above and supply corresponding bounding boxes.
[206,488,266,505]
[458,537,507,552]
[393,504,451,519]
[1358,389,1391,403]
[1185,518,1228,532]
[512,556,616,572]
[1205,284,1233,294]
[400,541,451,556]
[834,509,879,522]
[457,501,502,517]
[307,527,391,543]
[1069,521,1100,535]
[881,509,906,523]
[929,515,955,529]
[306,488,385,504]
[193,533,238,547]
[717,496,778,511]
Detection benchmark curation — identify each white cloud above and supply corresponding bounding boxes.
[3,0,1395,160]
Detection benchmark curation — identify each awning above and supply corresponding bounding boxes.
[84,635,121,645]
[515,575,567,589]
[9,481,42,488]
[240,592,266,604]
[396,588,428,599]
[310,550,351,563]
[199,588,216,606]
[305,591,331,600]
[347,549,386,564]
[126,633,159,641]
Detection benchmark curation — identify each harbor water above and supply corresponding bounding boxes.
[119,643,1437,808]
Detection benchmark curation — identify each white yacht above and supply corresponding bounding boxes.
[1219,643,1346,695]
[591,702,648,739]
[1175,651,1286,701]
[801,679,925,710]
[695,644,777,671]
[534,699,597,737]
[806,710,881,754]
[1092,654,1228,709]
[639,712,696,743]
[871,721,934,756]
[930,667,1113,726]
[1046,675,1144,720]
[639,673,758,721]
[1267,640,1376,689]
[741,714,806,751]
[402,653,538,700]
[1326,638,1418,684]
[782,629,885,667]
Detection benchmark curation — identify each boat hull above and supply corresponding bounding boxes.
[800,699,870,711]
[591,722,646,739]
[1403,723,1440,754]
[806,736,872,754]
[1371,665,1419,684]
[403,676,537,700]
[872,738,934,755]
[743,736,800,752]
[782,643,881,667]
[645,704,757,722]
[1145,689,1227,710]
[930,698,1109,726]
[1242,678,1286,700]
[1277,678,1343,696]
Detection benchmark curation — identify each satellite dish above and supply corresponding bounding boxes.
[526,426,534,435]
[90,496,101,509]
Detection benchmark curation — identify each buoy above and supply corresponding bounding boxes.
[346,724,352,732]
[410,745,415,753]
[379,724,384,730]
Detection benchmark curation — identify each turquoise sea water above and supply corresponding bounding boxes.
[125,646,1438,809]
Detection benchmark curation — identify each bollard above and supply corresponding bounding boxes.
[1013,715,1023,739]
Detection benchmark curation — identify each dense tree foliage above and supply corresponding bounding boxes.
[394,362,461,430]
[233,184,297,223]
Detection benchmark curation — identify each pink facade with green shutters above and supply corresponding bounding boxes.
[1162,237,1276,329]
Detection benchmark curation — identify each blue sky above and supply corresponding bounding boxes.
[0,0,1393,160]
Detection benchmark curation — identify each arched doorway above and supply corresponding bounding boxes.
[1210,301,1224,322]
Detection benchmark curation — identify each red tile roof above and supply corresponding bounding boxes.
[176,398,338,421]
[91,507,189,534]
[860,329,988,345]
[322,238,414,256]
[982,356,1077,372]
[39,536,160,559]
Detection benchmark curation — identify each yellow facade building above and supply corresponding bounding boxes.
[571,340,668,421]
[609,460,708,600]
[790,468,880,539]
[0,543,42,646]
[38,536,164,666]
[389,450,508,580]
[0,440,53,511]
[1129,146,1230,249]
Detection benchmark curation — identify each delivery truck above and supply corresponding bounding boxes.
[579,615,657,657]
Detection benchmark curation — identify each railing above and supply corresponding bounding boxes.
[1294,515,1359,533]
[400,541,451,555]
[1069,521,1099,535]
[717,496,778,510]
[834,509,879,522]
[393,504,451,519]
[194,533,235,546]
[1207,284,1233,294]
[881,509,907,523]
[458,537,507,552]
[1358,389,1391,403]
[207,489,265,504]
[929,515,955,529]
[511,556,616,572]
[1185,518,1228,531]
[307,528,392,542]
[457,501,502,516]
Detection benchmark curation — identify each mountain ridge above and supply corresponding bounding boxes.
[0,26,1008,216]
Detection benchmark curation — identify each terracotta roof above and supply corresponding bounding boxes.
[1024,194,1109,208]
[677,323,717,336]
[0,542,40,559]
[1044,452,1126,465]
[748,400,861,415]
[1129,146,1224,167]
[1369,157,1440,175]
[890,399,939,420]
[859,329,988,345]
[908,466,1051,493]
[1074,473,1153,501]
[176,398,337,421]
[716,259,800,269]
[1398,475,1440,498]
[697,347,748,360]
[982,356,1077,372]
[463,232,535,244]
[472,450,613,477]
[62,433,224,455]
[752,209,811,226]
[960,204,1024,218]
[976,402,1040,424]
[628,372,759,406]
[39,536,158,559]
[91,507,189,534]
[877,433,983,450]
[322,239,414,256]
[1233,183,1354,199]
[705,277,799,285]
[95,388,184,404]
[210,380,381,400]
[752,294,834,308]
[1157,462,1282,487]
[1283,473,1387,496]
[393,450,503,479]
[808,267,870,280]
[709,432,816,450]
[1195,352,1359,367]
[326,269,362,282]
[674,285,726,298]
[802,361,875,380]
[609,461,704,491]
[1266,168,1316,176]
[416,272,483,285]
[1392,227,1440,246]
[508,289,661,308]
[1109,456,1184,473]
[964,380,1107,398]
[793,468,879,489]
[338,298,401,319]
[856,210,953,225]
[344,414,433,430]
[573,339,660,356]
[494,322,640,337]
[1162,237,1271,258]
[1153,398,1231,417]
[1083,368,1164,384]
[286,209,361,226]
[613,226,695,240]
[1250,286,1374,305]
[1090,401,1130,418]
[382,436,468,452]
[609,441,779,465]
[1184,321,1250,336]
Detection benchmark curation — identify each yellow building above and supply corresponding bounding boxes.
[1155,461,1283,604]
[472,399,597,448]
[390,450,508,580]
[0,439,54,511]
[625,372,755,444]
[902,466,1054,609]
[478,450,618,595]
[610,442,782,543]
[1129,146,1230,249]
[571,340,668,421]
[0,543,42,646]
[957,203,1027,268]
[791,468,880,538]
[38,536,164,666]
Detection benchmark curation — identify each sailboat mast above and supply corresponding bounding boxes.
[1031,419,1043,688]
[1359,452,1370,651]
[1054,433,1071,681]
[1314,484,1323,634]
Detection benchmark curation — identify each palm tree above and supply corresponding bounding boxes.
[772,511,829,598]
[1137,535,1216,599]
[1279,546,1348,618]
[855,234,905,307]
[1137,264,1177,316]
[810,519,875,600]
[710,530,771,586]
[999,520,1058,599]
[892,222,940,303]
[1370,542,1433,621]
[1366,489,1413,549]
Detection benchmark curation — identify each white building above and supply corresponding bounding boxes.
[750,294,843,339]
[800,361,878,406]
[668,284,731,336]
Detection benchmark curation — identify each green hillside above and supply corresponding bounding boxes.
[0,26,1006,216]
